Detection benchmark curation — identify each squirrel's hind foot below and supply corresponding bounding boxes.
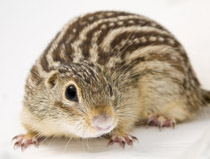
[146,115,176,130]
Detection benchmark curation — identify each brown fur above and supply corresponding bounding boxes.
[18,11,210,145]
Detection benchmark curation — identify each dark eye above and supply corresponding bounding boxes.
[65,85,78,102]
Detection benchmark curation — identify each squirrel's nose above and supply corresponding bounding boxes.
[91,113,113,131]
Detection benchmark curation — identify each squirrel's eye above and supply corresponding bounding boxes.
[65,85,78,102]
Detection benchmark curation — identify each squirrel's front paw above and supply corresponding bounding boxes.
[108,131,138,148]
[12,133,39,151]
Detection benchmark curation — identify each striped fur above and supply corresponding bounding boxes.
[19,11,210,145]
[28,11,186,86]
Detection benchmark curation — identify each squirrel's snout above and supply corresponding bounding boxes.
[91,113,114,132]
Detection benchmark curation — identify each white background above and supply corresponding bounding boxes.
[0,0,210,159]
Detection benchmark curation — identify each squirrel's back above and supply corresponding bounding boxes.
[28,11,195,89]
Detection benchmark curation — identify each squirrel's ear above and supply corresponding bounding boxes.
[45,71,58,88]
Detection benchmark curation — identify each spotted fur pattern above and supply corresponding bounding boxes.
[21,11,210,142]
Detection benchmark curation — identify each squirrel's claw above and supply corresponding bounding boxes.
[12,134,39,151]
[146,115,176,129]
[108,134,138,148]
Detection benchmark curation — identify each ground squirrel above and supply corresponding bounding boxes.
[13,11,210,150]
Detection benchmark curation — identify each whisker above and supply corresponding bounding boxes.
[49,135,56,143]
[63,137,71,153]
[85,138,90,150]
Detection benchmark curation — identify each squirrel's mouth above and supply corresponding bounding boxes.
[94,124,114,136]
[77,106,118,138]
[88,124,115,138]
[74,124,114,138]
[89,111,117,136]
[78,113,117,138]
[91,113,114,130]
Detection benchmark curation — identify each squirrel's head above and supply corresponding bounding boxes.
[25,62,120,138]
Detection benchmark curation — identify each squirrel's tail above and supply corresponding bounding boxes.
[201,89,210,106]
